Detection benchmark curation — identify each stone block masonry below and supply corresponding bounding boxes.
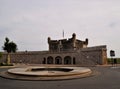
[0,45,107,66]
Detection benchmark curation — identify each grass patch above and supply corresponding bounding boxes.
[107,58,120,64]
[0,63,13,66]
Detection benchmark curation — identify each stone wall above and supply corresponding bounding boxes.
[0,45,107,66]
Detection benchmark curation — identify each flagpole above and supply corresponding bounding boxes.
[63,30,64,38]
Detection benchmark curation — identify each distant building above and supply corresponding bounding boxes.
[0,33,107,66]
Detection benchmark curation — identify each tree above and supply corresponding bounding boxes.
[2,37,17,64]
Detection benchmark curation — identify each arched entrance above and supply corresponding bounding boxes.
[47,56,53,64]
[73,57,76,64]
[64,56,72,64]
[55,56,62,64]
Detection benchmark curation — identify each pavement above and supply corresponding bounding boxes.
[0,65,120,89]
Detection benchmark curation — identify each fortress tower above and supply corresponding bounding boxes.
[48,33,88,52]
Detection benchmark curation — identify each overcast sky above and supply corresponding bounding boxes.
[0,0,120,57]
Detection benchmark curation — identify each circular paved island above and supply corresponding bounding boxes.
[0,66,92,81]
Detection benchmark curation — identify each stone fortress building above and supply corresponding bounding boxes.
[1,33,107,66]
[48,33,88,52]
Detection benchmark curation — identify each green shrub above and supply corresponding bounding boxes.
[0,63,4,66]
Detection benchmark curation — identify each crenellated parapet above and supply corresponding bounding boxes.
[48,33,88,52]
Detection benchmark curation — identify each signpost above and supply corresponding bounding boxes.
[110,50,116,66]
[110,50,115,57]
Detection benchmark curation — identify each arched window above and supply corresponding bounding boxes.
[64,56,72,64]
[47,56,53,64]
[55,56,62,64]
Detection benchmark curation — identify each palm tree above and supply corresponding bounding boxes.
[2,37,17,64]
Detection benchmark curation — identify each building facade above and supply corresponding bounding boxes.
[0,33,107,66]
[48,33,88,52]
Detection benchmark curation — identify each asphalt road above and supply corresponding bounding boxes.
[0,66,120,89]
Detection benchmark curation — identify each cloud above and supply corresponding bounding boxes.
[0,0,120,57]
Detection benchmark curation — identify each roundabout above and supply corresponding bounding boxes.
[0,66,92,81]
